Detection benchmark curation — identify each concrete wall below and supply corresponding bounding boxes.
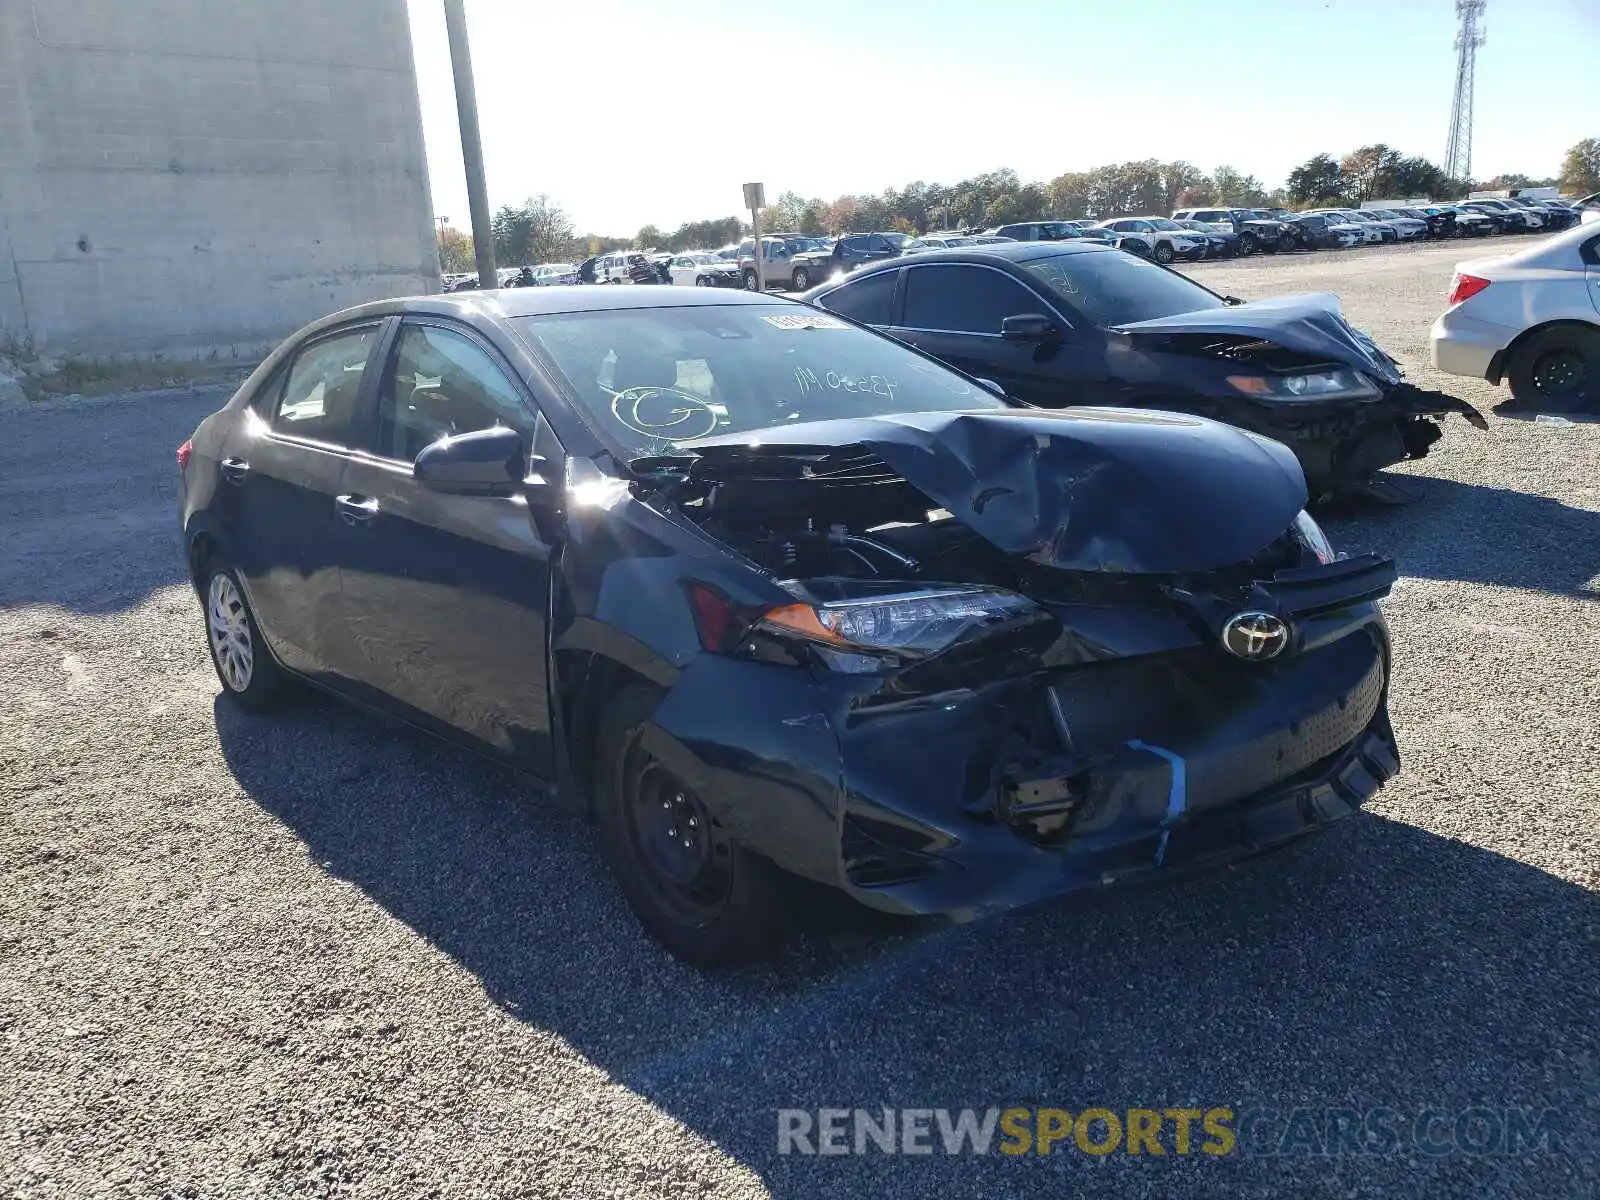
[0,0,439,359]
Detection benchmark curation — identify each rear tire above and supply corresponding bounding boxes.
[742,269,760,291]
[1506,326,1600,414]
[199,556,286,712]
[593,687,789,966]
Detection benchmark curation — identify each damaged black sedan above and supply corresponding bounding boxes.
[804,241,1486,501]
[180,287,1402,967]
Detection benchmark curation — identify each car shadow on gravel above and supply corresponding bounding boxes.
[214,692,1597,1199]
[1323,473,1600,599]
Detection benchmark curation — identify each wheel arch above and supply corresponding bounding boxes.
[1488,317,1600,385]
[553,648,667,817]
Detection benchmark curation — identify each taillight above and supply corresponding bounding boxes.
[176,439,194,471]
[1446,273,1491,307]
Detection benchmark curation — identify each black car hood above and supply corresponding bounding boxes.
[1112,293,1403,384]
[661,407,1307,574]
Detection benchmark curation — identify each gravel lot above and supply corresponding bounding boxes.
[3,238,1596,1199]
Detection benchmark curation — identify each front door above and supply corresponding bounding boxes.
[336,319,557,774]
[217,322,381,680]
[889,263,1091,405]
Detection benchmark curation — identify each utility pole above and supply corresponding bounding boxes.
[444,0,497,290]
[1444,0,1486,182]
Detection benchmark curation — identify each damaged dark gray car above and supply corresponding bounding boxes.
[804,241,1486,501]
[180,287,1401,967]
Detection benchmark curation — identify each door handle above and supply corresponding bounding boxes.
[220,457,249,485]
[335,494,380,526]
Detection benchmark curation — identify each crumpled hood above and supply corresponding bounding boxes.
[1112,293,1403,384]
[672,407,1308,574]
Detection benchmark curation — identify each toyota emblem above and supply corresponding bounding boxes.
[1221,611,1290,661]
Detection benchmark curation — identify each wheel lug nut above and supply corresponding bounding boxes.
[687,817,697,828]
[661,800,670,810]
[682,839,691,848]
[668,826,678,837]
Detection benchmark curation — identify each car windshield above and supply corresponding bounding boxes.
[1150,218,1186,231]
[880,232,912,248]
[513,304,1005,459]
[1020,249,1224,327]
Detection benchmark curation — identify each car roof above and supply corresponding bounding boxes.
[305,286,802,332]
[841,242,1117,279]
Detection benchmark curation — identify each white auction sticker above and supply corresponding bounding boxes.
[760,312,848,331]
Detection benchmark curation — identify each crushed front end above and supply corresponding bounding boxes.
[1114,295,1487,500]
[635,408,1403,920]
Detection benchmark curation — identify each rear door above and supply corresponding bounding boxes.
[889,263,1091,403]
[217,321,383,680]
[1584,231,1600,318]
[335,318,558,773]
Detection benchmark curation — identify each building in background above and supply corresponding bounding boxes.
[0,0,438,360]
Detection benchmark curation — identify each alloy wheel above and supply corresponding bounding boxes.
[207,572,254,693]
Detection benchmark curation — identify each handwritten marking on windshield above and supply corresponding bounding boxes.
[793,366,898,402]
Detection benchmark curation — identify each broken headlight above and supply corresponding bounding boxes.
[1225,367,1380,402]
[757,587,1037,671]
[1292,509,1337,564]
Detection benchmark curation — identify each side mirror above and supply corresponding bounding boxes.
[414,425,528,496]
[1001,313,1061,343]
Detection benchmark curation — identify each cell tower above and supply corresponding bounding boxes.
[1444,0,1486,181]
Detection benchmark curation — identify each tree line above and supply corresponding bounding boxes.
[437,137,1599,270]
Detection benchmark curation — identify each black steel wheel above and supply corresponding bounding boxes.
[1507,327,1600,413]
[593,687,787,965]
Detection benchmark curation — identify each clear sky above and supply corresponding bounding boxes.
[405,0,1598,235]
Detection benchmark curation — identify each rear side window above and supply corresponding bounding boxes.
[269,325,377,445]
[901,265,1038,334]
[816,270,897,326]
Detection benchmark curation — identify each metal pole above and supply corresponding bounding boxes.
[751,207,765,291]
[444,0,497,290]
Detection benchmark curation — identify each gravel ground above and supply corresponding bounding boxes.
[2,240,1596,1199]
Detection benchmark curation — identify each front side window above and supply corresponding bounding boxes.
[374,324,532,462]
[269,325,377,445]
[1021,249,1224,327]
[514,303,1004,460]
[902,265,1039,334]
[815,270,897,325]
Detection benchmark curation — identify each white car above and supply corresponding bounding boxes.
[1429,221,1600,411]
[1577,192,1600,226]
[667,252,741,287]
[1363,209,1431,241]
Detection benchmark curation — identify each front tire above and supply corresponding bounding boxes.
[593,688,788,966]
[1239,233,1258,257]
[695,274,711,286]
[200,559,286,712]
[1507,326,1600,413]
[1152,242,1175,265]
[791,265,812,290]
